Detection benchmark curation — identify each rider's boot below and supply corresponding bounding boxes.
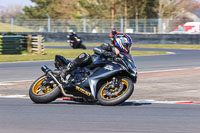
[60,62,75,78]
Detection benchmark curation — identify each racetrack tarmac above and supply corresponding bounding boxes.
[134,67,200,102]
[0,97,200,133]
[0,67,200,103]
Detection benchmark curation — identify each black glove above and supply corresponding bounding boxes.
[104,51,115,58]
[101,43,112,51]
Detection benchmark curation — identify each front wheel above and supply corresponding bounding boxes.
[29,75,61,104]
[97,77,134,106]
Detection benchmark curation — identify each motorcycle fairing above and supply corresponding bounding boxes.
[64,84,94,99]
[88,62,122,99]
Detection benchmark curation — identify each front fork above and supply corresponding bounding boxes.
[108,77,121,89]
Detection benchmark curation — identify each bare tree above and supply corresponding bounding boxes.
[0,5,23,19]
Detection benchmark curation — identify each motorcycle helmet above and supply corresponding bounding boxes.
[113,33,133,53]
[111,28,117,35]
[69,32,76,36]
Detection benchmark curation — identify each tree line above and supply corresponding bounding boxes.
[0,0,199,20]
[17,0,199,20]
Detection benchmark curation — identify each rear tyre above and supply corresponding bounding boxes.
[97,77,134,106]
[29,75,61,104]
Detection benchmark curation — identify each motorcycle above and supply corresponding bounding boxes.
[29,53,137,106]
[67,35,86,49]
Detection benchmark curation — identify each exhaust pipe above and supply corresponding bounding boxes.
[41,65,69,97]
[41,65,52,74]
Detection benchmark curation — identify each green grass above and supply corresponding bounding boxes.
[3,42,197,62]
[0,22,34,32]
[45,42,101,47]
[45,42,200,49]
[0,49,167,62]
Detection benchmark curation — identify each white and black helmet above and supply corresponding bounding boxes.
[113,33,133,53]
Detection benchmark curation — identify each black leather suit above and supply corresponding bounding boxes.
[93,43,116,58]
[68,34,81,48]
[63,43,116,74]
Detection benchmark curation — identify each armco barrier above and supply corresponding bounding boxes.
[1,32,200,44]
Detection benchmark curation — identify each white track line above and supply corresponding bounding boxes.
[0,80,33,86]
[140,67,200,74]
[0,95,27,98]
[0,60,53,64]
[128,100,200,104]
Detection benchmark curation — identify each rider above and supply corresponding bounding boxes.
[61,33,133,77]
[67,32,83,49]
[109,28,120,44]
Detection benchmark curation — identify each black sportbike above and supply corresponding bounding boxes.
[29,53,137,106]
[67,35,86,49]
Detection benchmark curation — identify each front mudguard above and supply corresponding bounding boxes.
[125,70,137,83]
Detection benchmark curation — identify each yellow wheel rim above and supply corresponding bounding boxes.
[32,76,55,95]
[100,79,129,100]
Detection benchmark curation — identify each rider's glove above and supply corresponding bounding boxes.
[104,51,115,58]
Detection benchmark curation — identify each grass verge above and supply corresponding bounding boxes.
[0,49,167,62]
[0,22,34,32]
[45,42,101,47]
[45,42,200,49]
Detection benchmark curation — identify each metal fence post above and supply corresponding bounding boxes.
[120,14,124,32]
[11,18,14,32]
[46,13,51,32]
[158,18,163,33]
[83,14,87,32]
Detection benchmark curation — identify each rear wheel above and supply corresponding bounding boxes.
[29,75,61,103]
[80,44,86,49]
[97,77,134,106]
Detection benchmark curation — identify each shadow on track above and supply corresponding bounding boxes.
[49,100,152,106]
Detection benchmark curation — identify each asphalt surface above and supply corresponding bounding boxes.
[0,47,200,133]
[0,98,200,133]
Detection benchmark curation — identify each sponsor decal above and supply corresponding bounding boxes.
[104,65,113,71]
[75,86,91,96]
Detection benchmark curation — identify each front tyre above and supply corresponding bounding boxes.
[29,75,61,104]
[97,77,134,106]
